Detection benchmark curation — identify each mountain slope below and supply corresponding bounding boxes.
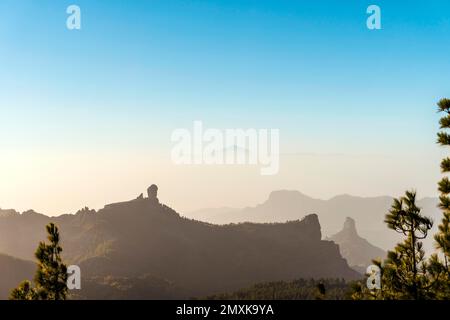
[0,253,35,299]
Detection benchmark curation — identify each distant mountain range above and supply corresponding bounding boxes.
[187,190,441,253]
[0,185,360,299]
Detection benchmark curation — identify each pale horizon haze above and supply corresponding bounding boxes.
[1,0,449,216]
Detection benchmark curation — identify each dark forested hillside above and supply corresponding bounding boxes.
[205,278,352,300]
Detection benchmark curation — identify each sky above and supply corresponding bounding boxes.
[1,0,450,215]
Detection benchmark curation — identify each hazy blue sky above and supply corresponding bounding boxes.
[1,1,450,215]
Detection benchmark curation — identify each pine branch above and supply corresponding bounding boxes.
[438,98,450,113]
[437,132,450,146]
[438,177,450,195]
[441,158,450,173]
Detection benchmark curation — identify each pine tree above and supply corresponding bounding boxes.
[9,223,68,300]
[434,98,450,296]
[9,280,38,300]
[351,98,450,300]
[351,191,435,300]
[382,190,433,299]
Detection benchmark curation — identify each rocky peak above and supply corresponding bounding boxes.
[342,217,358,237]
[147,184,159,203]
[300,213,322,240]
[329,217,386,272]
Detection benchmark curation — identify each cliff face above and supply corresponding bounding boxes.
[0,187,360,299]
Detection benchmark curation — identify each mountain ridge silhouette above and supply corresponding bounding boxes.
[188,190,441,253]
[0,185,360,299]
